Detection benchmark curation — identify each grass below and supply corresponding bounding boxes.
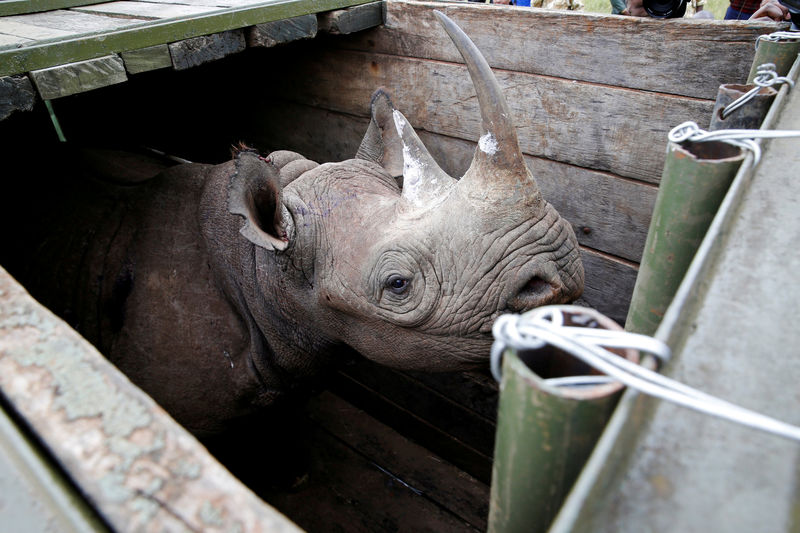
[582,0,729,19]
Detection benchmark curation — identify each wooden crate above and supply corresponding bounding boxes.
[0,2,781,531]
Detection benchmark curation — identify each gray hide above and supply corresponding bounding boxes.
[3,12,583,436]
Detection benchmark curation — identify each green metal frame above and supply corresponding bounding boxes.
[549,53,800,533]
[0,0,105,17]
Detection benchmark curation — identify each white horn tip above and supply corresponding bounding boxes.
[479,132,499,156]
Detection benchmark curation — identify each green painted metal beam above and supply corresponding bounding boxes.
[0,0,377,77]
[0,402,109,532]
[0,0,105,17]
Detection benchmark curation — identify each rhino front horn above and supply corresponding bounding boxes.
[433,11,541,206]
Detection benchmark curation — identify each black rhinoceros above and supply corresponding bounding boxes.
[4,12,583,436]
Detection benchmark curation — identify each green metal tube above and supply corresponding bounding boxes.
[709,83,777,131]
[625,141,745,335]
[488,310,633,533]
[747,39,800,83]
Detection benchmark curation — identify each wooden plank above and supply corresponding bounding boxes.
[268,47,713,183]
[247,100,656,262]
[29,54,127,99]
[0,0,376,77]
[580,247,637,326]
[308,391,490,531]
[263,412,482,533]
[404,369,498,421]
[121,43,171,74]
[0,0,105,17]
[0,33,33,47]
[131,0,272,5]
[330,371,493,484]
[337,0,783,100]
[0,267,303,533]
[247,14,317,48]
[169,29,246,70]
[340,360,497,458]
[73,0,219,20]
[0,9,142,36]
[0,75,36,121]
[0,19,75,40]
[318,1,384,35]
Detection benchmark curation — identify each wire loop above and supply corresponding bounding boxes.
[491,306,800,442]
[720,64,794,120]
[668,121,800,166]
[756,31,800,49]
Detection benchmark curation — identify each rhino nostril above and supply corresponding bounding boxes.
[523,276,550,294]
[506,275,559,313]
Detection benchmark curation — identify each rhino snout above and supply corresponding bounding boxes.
[505,260,565,313]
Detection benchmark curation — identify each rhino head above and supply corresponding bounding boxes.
[216,12,583,382]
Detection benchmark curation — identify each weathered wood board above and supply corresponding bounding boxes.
[318,1,384,34]
[169,29,246,70]
[248,14,318,48]
[0,75,35,120]
[0,0,379,77]
[0,265,302,533]
[30,54,127,99]
[338,1,781,99]
[0,1,108,17]
[260,390,488,532]
[121,44,172,74]
[268,46,714,183]
[72,1,220,19]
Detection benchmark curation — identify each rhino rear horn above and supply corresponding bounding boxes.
[356,89,406,179]
[228,150,289,251]
[392,109,457,209]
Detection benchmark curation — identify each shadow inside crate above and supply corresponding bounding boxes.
[256,359,497,533]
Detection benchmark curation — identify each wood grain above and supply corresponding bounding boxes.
[0,0,377,77]
[30,54,127,99]
[308,391,490,530]
[580,247,638,325]
[318,1,384,34]
[0,0,109,17]
[338,0,784,100]
[269,45,713,182]
[169,29,246,70]
[0,75,36,120]
[121,44,172,74]
[1,9,142,34]
[247,14,317,48]
[0,19,75,41]
[73,1,217,20]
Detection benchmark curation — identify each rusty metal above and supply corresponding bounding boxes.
[709,84,777,131]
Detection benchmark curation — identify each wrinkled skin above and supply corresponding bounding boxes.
[3,13,583,437]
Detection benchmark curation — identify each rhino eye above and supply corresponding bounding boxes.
[386,275,410,295]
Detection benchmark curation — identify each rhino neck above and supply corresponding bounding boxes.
[199,162,336,404]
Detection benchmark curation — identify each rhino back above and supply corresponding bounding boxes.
[2,156,260,434]
[107,163,264,434]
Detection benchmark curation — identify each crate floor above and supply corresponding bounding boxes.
[260,390,489,533]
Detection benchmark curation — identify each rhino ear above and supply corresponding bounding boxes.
[228,150,289,251]
[356,89,405,179]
